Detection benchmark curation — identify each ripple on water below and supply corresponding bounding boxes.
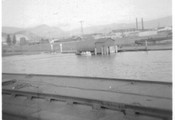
[2,51,172,82]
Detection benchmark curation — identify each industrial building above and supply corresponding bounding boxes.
[61,37,118,55]
[94,38,117,55]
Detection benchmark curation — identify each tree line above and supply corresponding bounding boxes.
[6,34,16,46]
[5,34,50,46]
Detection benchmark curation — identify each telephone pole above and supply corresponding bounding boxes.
[141,18,144,30]
[80,20,84,36]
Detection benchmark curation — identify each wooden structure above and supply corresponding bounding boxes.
[95,38,117,55]
[75,37,117,55]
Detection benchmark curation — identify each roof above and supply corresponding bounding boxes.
[76,38,116,51]
[95,38,115,44]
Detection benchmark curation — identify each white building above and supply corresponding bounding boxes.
[138,30,157,37]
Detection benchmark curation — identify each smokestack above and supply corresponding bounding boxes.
[136,18,138,30]
[141,18,144,30]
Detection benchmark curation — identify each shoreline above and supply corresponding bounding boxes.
[2,44,172,57]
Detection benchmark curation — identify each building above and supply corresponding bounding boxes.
[95,38,117,55]
[138,30,157,37]
[75,37,117,55]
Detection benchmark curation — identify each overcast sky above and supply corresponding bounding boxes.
[2,0,172,30]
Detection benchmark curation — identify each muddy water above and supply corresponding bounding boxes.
[2,51,172,82]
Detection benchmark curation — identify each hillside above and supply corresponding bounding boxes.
[70,16,172,35]
[2,27,23,34]
[2,16,172,38]
[15,31,42,41]
[143,16,172,28]
[27,24,69,39]
[2,25,69,39]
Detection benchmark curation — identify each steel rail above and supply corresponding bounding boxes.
[2,89,172,120]
[11,80,170,100]
[2,72,172,85]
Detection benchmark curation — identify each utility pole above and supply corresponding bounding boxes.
[80,20,84,36]
[141,18,144,31]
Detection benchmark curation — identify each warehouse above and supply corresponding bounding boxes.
[94,38,117,55]
[76,37,117,55]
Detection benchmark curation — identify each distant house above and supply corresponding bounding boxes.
[108,28,140,38]
[138,30,157,37]
[127,31,139,37]
[16,34,30,44]
[95,38,117,54]
[93,33,106,39]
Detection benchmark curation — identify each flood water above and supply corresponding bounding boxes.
[2,50,172,82]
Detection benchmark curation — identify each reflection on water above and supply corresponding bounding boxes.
[2,51,172,82]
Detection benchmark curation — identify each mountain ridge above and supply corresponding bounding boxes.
[2,16,172,38]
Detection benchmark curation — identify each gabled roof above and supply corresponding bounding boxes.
[95,38,115,44]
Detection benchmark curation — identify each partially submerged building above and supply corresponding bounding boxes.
[61,37,118,55]
[75,37,118,55]
[94,38,117,55]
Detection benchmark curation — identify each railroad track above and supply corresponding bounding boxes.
[2,88,172,120]
[2,73,172,120]
[2,72,172,84]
